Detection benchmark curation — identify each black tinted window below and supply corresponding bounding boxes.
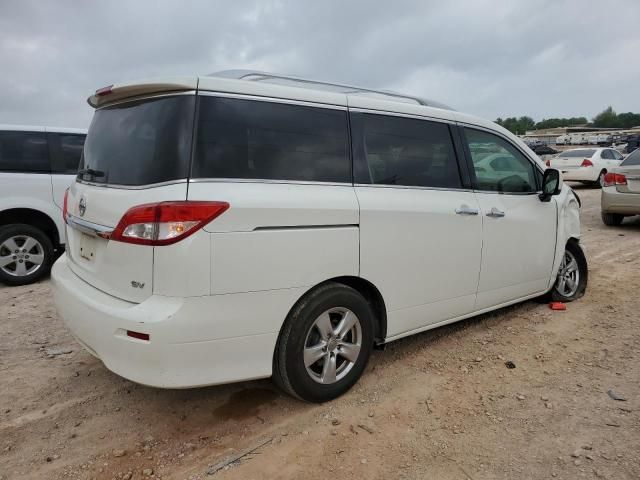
[601,149,613,159]
[465,128,537,193]
[351,113,461,188]
[193,96,350,183]
[0,131,49,173]
[622,149,640,166]
[562,149,596,158]
[81,95,195,185]
[50,133,86,174]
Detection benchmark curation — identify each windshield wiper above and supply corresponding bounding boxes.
[77,168,105,179]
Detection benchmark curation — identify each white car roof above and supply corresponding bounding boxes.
[0,124,87,134]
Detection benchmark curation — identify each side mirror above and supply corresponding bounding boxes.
[539,168,562,202]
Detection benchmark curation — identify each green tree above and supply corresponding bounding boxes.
[592,106,621,128]
[617,112,640,129]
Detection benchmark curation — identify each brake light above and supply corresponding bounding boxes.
[581,159,594,167]
[545,159,551,167]
[95,85,113,96]
[110,201,229,246]
[63,188,69,224]
[603,172,627,187]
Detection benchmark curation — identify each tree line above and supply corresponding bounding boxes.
[495,107,640,134]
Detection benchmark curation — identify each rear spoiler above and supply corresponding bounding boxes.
[87,77,199,108]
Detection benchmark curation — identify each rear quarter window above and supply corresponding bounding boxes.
[0,131,50,173]
[192,96,350,183]
[49,133,86,174]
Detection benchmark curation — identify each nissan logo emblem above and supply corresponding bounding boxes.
[79,197,86,217]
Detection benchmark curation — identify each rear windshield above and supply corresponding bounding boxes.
[622,149,640,166]
[80,95,195,186]
[560,149,596,158]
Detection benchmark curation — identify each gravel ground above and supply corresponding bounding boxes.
[1,185,639,480]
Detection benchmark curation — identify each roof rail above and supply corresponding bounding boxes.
[208,70,452,110]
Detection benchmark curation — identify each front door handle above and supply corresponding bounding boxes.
[486,207,506,218]
[455,205,479,215]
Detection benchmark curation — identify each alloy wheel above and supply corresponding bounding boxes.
[554,250,580,297]
[0,235,45,277]
[303,307,362,384]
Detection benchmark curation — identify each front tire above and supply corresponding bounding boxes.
[273,283,375,403]
[0,224,54,286]
[601,212,624,226]
[549,241,588,302]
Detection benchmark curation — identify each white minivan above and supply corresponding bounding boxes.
[52,71,587,402]
[0,125,86,285]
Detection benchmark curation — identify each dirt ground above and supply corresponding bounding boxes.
[1,186,639,480]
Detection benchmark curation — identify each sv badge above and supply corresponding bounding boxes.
[131,281,145,289]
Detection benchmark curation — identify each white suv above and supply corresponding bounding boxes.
[0,125,86,285]
[51,71,587,402]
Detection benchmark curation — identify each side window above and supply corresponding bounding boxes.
[601,149,613,160]
[612,150,624,161]
[350,112,462,188]
[49,133,86,174]
[464,128,538,193]
[193,96,350,183]
[0,131,49,173]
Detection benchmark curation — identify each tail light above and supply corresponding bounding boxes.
[545,159,551,167]
[602,173,627,187]
[110,201,229,246]
[63,188,70,224]
[581,159,594,167]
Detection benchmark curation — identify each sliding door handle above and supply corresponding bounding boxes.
[455,205,479,215]
[486,207,506,218]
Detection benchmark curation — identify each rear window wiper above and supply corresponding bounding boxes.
[77,168,105,179]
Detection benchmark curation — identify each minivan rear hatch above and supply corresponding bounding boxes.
[65,89,196,302]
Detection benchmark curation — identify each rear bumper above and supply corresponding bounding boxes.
[559,167,600,182]
[601,187,640,215]
[51,254,300,388]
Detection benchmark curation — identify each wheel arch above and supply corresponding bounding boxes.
[0,208,61,247]
[280,276,388,346]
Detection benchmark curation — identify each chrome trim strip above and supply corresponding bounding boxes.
[66,214,114,238]
[75,178,188,190]
[189,178,352,187]
[253,224,358,232]
[353,183,473,193]
[197,90,348,111]
[96,91,197,110]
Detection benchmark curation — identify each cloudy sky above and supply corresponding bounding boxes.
[1,0,639,128]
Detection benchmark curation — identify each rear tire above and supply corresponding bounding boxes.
[595,170,606,188]
[0,224,54,286]
[548,241,588,303]
[273,283,374,403]
[601,212,624,226]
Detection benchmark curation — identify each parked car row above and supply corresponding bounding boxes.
[554,133,639,153]
[0,125,86,285]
